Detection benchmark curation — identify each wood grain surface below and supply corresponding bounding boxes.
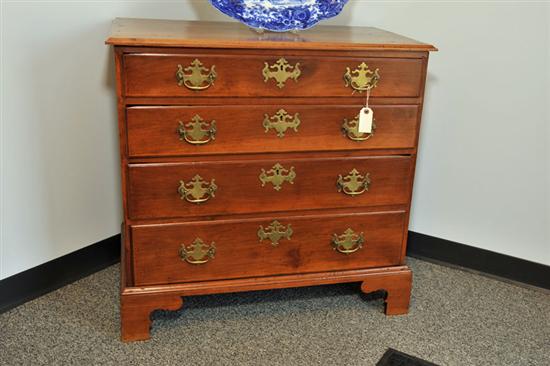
[126,104,420,157]
[131,211,406,286]
[127,155,412,219]
[119,264,412,341]
[361,268,412,315]
[123,53,424,98]
[106,18,437,52]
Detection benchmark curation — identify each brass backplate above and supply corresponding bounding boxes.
[258,220,293,246]
[263,109,301,138]
[259,163,296,191]
[262,58,301,88]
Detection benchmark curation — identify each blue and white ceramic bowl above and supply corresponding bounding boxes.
[209,0,350,32]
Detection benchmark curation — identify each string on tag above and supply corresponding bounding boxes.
[358,88,374,134]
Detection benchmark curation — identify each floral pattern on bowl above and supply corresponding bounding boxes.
[209,0,350,32]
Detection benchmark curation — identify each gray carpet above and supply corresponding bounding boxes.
[1,258,549,366]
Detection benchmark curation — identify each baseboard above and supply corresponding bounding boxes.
[1,231,548,314]
[0,235,120,314]
[407,231,550,290]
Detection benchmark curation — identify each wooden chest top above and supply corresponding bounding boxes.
[106,18,436,52]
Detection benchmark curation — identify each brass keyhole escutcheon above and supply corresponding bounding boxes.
[263,109,301,138]
[337,169,371,196]
[343,62,380,93]
[178,175,217,204]
[342,114,377,141]
[176,59,217,91]
[259,163,296,191]
[331,228,365,254]
[262,58,301,88]
[258,220,293,246]
[177,114,217,145]
[179,238,216,264]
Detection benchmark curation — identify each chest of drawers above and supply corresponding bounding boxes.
[106,18,436,342]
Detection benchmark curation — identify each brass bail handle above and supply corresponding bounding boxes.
[177,114,217,145]
[178,175,217,204]
[343,62,380,93]
[176,59,217,91]
[337,169,371,196]
[179,238,216,264]
[342,115,376,141]
[331,228,365,254]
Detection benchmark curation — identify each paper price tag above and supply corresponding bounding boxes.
[358,107,373,133]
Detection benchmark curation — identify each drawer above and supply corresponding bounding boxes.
[131,211,406,286]
[127,105,419,157]
[123,53,424,98]
[128,156,411,220]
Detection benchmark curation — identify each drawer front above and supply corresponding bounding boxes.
[131,211,406,286]
[127,105,419,157]
[124,54,423,98]
[128,156,411,219]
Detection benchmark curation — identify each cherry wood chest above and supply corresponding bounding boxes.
[106,18,436,342]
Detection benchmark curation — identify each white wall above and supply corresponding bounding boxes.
[1,1,549,280]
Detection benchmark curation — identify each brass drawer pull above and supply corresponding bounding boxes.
[263,109,301,138]
[177,115,217,145]
[343,62,380,93]
[178,175,217,204]
[332,228,364,254]
[337,169,371,196]
[259,163,296,191]
[176,59,217,91]
[258,220,293,246]
[179,238,216,264]
[342,114,377,141]
[263,58,301,88]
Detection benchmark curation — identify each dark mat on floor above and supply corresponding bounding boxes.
[377,348,439,366]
